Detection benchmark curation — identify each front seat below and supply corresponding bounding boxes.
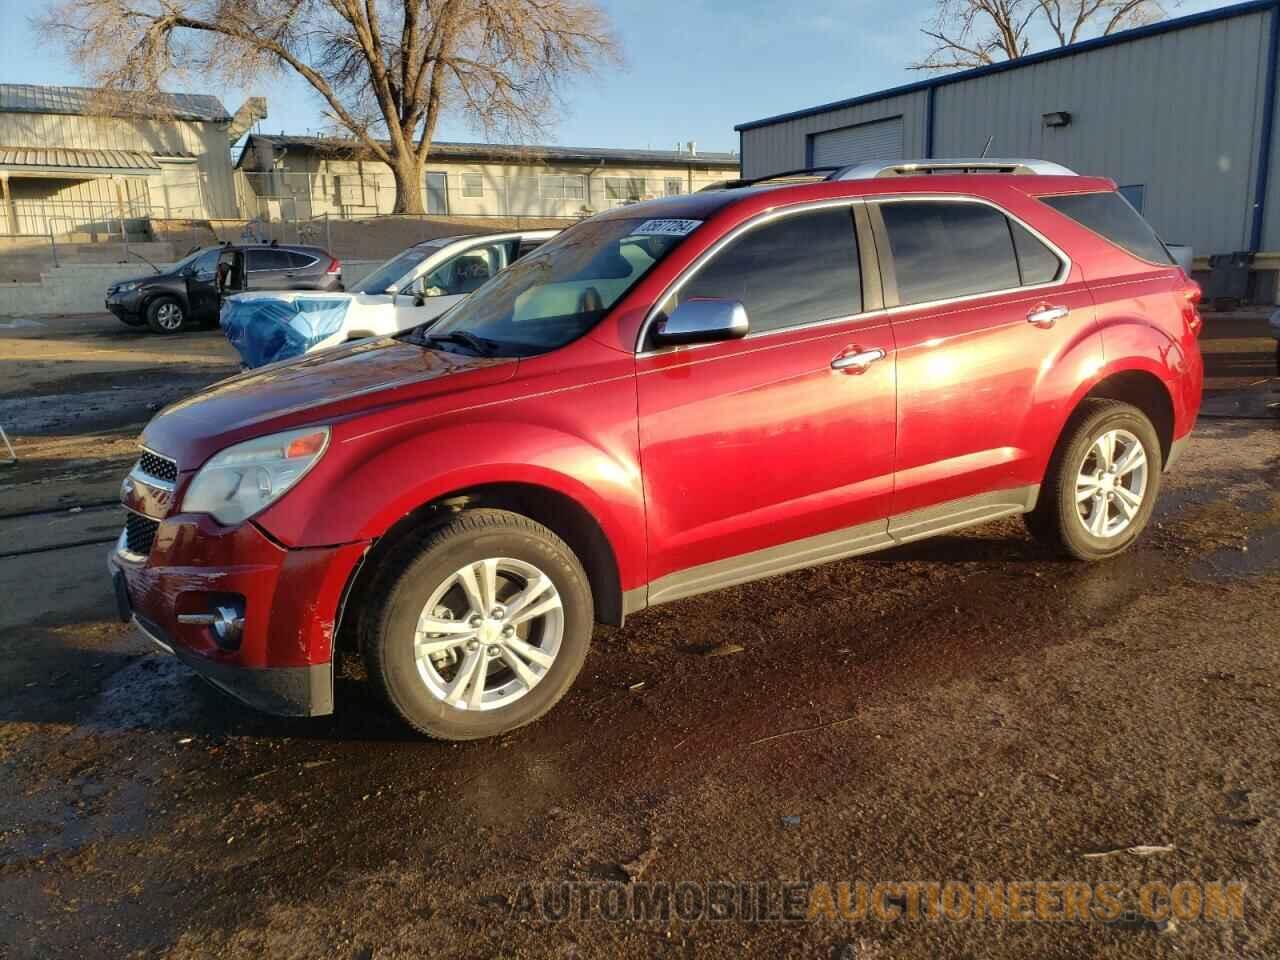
[454,255,492,294]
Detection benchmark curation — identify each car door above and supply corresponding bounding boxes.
[635,202,897,602]
[870,197,1098,528]
[396,240,512,331]
[243,248,294,290]
[184,248,223,319]
[281,250,320,288]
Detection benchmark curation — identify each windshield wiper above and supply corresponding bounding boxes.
[422,330,503,356]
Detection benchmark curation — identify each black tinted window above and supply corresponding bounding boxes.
[246,249,292,271]
[1011,222,1062,284]
[880,202,1019,305]
[1042,192,1172,264]
[286,251,317,268]
[674,207,861,334]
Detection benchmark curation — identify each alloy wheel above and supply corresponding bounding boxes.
[413,557,564,710]
[155,302,183,330]
[1074,428,1148,538]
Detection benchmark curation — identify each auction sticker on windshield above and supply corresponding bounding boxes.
[631,219,702,237]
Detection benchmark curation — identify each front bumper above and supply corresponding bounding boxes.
[107,514,368,718]
[130,611,334,716]
[106,290,144,317]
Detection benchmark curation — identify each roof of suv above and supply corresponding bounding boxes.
[595,165,1118,224]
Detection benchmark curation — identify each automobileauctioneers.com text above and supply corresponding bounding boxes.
[511,879,1245,925]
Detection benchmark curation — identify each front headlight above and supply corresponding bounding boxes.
[117,281,140,293]
[181,426,330,525]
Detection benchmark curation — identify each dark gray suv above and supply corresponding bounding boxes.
[106,243,343,334]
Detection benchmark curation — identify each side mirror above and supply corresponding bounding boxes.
[652,298,749,347]
[385,285,398,305]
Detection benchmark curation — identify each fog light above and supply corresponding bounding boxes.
[177,600,245,650]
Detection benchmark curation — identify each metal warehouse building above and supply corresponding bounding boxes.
[735,0,1280,298]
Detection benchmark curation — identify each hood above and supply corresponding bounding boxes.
[111,272,168,288]
[142,336,516,470]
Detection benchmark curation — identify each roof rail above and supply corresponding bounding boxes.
[832,158,1078,179]
[698,166,844,191]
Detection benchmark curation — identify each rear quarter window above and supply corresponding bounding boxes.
[1041,192,1173,265]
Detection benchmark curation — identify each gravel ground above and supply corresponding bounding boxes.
[0,312,1276,959]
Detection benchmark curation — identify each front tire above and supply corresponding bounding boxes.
[145,296,187,334]
[363,509,594,740]
[1024,399,1163,561]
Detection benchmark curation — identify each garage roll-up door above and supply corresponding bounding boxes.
[811,117,904,167]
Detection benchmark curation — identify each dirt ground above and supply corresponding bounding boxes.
[0,310,1277,960]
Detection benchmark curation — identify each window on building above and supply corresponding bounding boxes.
[1117,184,1146,213]
[878,201,1020,305]
[541,175,586,200]
[425,172,448,215]
[1042,191,1172,264]
[665,177,685,196]
[667,206,861,335]
[462,173,484,198]
[605,177,647,202]
[1009,222,1063,285]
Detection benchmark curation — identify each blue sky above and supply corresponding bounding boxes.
[3,0,1224,153]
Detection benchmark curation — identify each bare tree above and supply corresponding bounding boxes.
[39,0,620,214]
[912,0,1166,71]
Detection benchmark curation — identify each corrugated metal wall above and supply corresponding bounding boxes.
[739,6,1280,256]
[932,10,1271,254]
[739,91,929,179]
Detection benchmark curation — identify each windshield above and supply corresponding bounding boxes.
[350,245,443,294]
[406,217,690,357]
[172,247,217,273]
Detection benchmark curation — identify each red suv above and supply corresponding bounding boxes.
[108,159,1203,739]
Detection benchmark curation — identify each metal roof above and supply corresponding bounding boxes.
[736,0,1279,131]
[0,146,163,175]
[0,84,231,122]
[238,134,739,170]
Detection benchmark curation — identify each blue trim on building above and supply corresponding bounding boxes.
[1251,5,1280,251]
[735,0,1280,132]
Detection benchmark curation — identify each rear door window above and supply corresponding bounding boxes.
[670,206,861,335]
[1041,192,1173,265]
[878,201,1020,305]
[246,249,292,272]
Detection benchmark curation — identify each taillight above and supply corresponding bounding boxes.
[1180,275,1203,337]
[326,257,342,275]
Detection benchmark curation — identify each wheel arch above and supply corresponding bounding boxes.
[335,480,628,658]
[1075,367,1175,467]
[142,288,189,317]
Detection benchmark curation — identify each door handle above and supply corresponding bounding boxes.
[831,347,886,373]
[1027,304,1069,328]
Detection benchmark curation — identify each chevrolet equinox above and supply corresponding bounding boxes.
[109,159,1204,739]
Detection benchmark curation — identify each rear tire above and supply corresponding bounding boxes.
[1024,399,1163,561]
[145,296,187,334]
[363,509,594,740]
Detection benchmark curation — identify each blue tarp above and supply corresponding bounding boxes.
[220,296,351,368]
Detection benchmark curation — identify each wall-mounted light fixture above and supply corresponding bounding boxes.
[1042,111,1072,128]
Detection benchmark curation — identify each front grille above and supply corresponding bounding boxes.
[138,450,178,484]
[124,513,160,556]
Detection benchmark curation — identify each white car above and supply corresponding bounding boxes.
[221,230,559,367]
